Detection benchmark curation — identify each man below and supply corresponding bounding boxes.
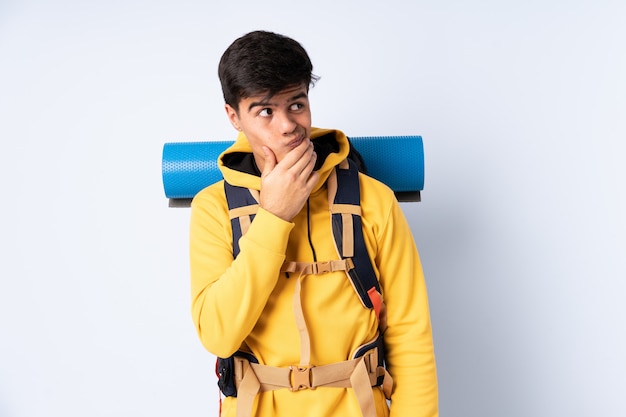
[190,30,438,417]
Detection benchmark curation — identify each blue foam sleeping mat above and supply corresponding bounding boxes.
[162,135,424,206]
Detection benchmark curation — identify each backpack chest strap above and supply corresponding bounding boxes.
[281,259,354,275]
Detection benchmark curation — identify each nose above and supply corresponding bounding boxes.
[277,111,297,135]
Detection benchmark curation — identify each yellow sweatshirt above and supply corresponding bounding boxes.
[190,128,438,417]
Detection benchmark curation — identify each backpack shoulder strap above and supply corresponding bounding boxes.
[328,159,383,320]
[224,181,259,257]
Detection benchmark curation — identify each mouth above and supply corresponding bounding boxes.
[286,135,305,148]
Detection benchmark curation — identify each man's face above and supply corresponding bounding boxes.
[225,84,312,171]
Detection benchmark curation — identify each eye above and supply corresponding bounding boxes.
[290,103,304,111]
[259,108,273,117]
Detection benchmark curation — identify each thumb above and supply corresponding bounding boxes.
[261,146,277,176]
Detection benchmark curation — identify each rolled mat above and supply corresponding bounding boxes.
[162,136,424,202]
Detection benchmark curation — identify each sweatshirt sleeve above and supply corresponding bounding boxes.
[189,185,294,358]
[374,194,439,417]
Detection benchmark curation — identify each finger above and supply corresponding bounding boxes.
[299,148,317,178]
[279,138,312,169]
[261,146,277,176]
[288,142,316,176]
[305,170,320,188]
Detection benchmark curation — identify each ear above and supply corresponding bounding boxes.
[225,104,242,131]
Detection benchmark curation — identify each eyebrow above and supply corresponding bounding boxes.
[247,92,308,113]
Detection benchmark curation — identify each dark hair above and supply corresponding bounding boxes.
[218,30,320,111]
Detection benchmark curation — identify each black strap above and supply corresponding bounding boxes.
[331,159,381,308]
[224,182,258,257]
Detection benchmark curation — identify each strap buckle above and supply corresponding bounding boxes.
[312,261,331,274]
[289,365,315,391]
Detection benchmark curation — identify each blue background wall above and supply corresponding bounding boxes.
[1,1,625,416]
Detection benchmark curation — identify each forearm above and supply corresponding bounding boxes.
[190,197,293,358]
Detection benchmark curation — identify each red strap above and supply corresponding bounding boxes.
[367,287,383,323]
